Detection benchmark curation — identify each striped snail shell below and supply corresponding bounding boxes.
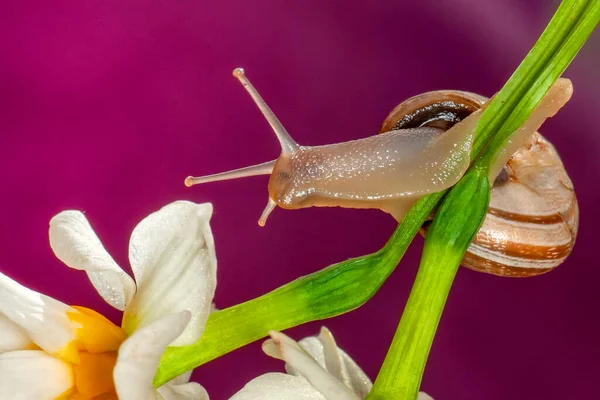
[379,91,579,277]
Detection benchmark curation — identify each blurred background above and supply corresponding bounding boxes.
[0,1,598,399]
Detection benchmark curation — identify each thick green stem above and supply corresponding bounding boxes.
[367,168,490,399]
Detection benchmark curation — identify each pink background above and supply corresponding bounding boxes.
[1,1,598,399]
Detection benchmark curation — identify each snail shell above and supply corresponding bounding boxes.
[379,91,579,277]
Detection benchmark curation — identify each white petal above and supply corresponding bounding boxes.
[168,371,194,386]
[157,381,210,400]
[230,373,326,400]
[114,311,191,400]
[0,272,78,360]
[293,329,343,380]
[0,350,73,400]
[336,352,372,399]
[418,392,435,400]
[124,201,217,345]
[0,313,32,352]
[156,371,209,400]
[49,210,136,311]
[295,328,372,398]
[263,331,360,400]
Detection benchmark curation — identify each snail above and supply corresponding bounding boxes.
[185,68,578,277]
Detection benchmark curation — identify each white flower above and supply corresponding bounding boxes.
[231,327,433,400]
[0,200,216,400]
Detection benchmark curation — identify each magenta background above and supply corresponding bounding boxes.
[0,1,598,399]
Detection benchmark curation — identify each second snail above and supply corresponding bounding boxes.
[186,69,578,278]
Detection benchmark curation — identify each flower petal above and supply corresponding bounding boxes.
[0,313,32,352]
[0,350,73,400]
[295,327,372,398]
[114,311,191,400]
[230,373,326,400]
[418,392,435,400]
[124,201,217,346]
[167,371,194,386]
[155,371,210,400]
[0,272,79,362]
[263,331,360,400]
[157,381,210,400]
[49,210,136,311]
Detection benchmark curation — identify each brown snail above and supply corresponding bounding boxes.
[185,69,578,277]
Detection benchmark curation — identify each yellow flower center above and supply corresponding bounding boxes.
[56,306,127,400]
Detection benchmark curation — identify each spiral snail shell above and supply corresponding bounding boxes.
[379,89,579,277]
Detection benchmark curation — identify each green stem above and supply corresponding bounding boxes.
[367,168,490,399]
[474,0,600,164]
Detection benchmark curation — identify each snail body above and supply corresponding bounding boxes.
[186,69,578,277]
[267,121,477,222]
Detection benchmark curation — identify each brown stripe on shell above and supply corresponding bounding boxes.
[461,251,554,277]
[487,207,565,224]
[473,209,574,259]
[471,226,573,261]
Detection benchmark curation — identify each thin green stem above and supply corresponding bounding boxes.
[474,0,600,165]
